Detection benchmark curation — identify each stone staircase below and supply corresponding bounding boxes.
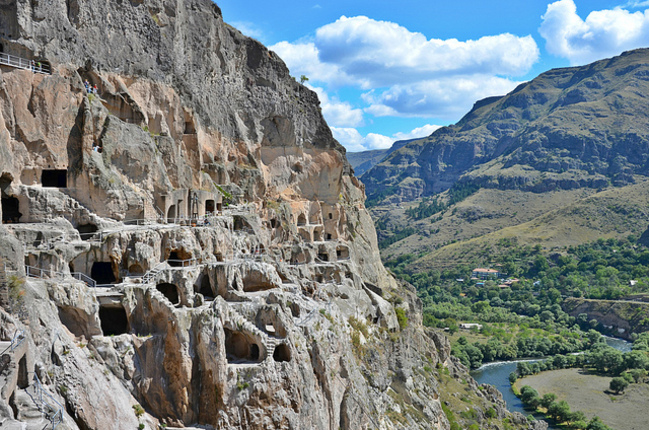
[227,308,282,359]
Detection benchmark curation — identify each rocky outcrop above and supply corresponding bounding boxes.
[0,1,536,429]
[362,49,649,204]
[563,298,649,340]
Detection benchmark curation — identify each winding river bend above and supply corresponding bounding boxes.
[470,336,632,429]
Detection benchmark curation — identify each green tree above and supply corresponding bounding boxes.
[539,393,556,409]
[300,75,309,84]
[587,416,612,430]
[609,376,629,394]
[547,400,571,422]
[519,385,539,408]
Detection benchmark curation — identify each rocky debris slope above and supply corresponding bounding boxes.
[362,48,649,204]
[0,0,540,429]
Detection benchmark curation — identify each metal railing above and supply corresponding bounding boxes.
[0,52,51,74]
[25,265,96,288]
[30,372,64,429]
[0,330,25,355]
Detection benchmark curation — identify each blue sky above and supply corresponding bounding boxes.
[217,0,649,152]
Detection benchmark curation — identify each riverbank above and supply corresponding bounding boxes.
[514,368,648,430]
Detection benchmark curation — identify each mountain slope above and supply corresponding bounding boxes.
[363,49,649,203]
[347,139,415,177]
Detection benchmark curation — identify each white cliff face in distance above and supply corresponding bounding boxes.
[0,1,544,429]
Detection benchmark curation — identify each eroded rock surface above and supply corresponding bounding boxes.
[0,1,537,429]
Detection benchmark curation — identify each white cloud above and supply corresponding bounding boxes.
[540,0,649,65]
[333,124,444,152]
[271,16,538,119]
[309,86,364,127]
[363,75,522,119]
[315,16,539,86]
[393,124,442,141]
[331,127,392,152]
[230,21,265,41]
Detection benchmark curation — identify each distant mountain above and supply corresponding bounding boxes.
[362,48,649,204]
[347,139,416,176]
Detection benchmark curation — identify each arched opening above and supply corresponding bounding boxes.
[99,305,129,336]
[17,355,28,389]
[76,223,98,240]
[336,246,349,260]
[184,120,196,134]
[313,227,323,242]
[167,205,176,223]
[328,213,333,220]
[1,174,20,224]
[297,213,306,226]
[273,344,291,362]
[41,169,67,188]
[128,264,144,276]
[167,251,183,267]
[91,262,116,285]
[216,202,223,212]
[326,233,332,241]
[198,275,213,300]
[224,329,262,363]
[270,218,279,228]
[156,283,179,304]
[205,199,215,214]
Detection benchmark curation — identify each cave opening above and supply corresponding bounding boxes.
[76,223,98,240]
[198,275,213,299]
[1,196,20,224]
[184,120,196,134]
[168,251,183,267]
[128,264,144,276]
[156,283,179,304]
[99,305,129,336]
[297,213,306,226]
[273,343,291,362]
[217,202,222,212]
[91,262,116,285]
[224,329,261,363]
[317,252,329,262]
[205,199,215,214]
[336,247,349,260]
[313,228,323,242]
[1,174,20,224]
[167,204,176,223]
[270,218,278,228]
[41,169,67,188]
[17,355,28,389]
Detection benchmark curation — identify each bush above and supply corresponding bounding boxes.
[395,307,408,330]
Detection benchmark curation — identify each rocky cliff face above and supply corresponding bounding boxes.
[0,1,540,429]
[362,49,649,203]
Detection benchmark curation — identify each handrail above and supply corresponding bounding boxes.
[25,265,95,288]
[0,330,25,355]
[31,372,64,429]
[0,52,51,75]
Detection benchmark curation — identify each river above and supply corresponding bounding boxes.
[470,336,632,429]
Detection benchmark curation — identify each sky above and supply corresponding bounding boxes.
[217,0,649,152]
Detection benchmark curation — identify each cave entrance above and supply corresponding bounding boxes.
[1,196,20,224]
[99,305,129,336]
[184,120,196,135]
[273,344,291,362]
[1,174,20,224]
[91,262,116,285]
[167,251,183,267]
[41,169,67,188]
[128,264,144,276]
[167,205,176,223]
[317,252,329,262]
[205,199,215,214]
[156,283,179,305]
[76,223,98,240]
[270,218,278,228]
[297,213,306,226]
[17,355,28,389]
[313,227,323,242]
[224,329,261,363]
[336,247,349,260]
[198,275,213,300]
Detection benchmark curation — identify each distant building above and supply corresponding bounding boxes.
[471,268,500,279]
[460,323,483,330]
